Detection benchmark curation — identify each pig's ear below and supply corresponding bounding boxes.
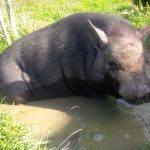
[88,20,108,49]
[138,25,150,42]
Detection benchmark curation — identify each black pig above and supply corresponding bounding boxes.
[0,13,150,104]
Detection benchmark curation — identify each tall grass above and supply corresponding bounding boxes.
[0,112,54,150]
[0,113,31,150]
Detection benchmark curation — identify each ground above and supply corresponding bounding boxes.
[1,97,150,149]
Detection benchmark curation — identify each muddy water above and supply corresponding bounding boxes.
[0,97,149,150]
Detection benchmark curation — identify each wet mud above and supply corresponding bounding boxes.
[0,96,149,150]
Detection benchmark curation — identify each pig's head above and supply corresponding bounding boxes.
[88,20,150,104]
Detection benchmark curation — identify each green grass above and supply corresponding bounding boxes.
[0,112,53,150]
[146,142,150,150]
[0,0,150,149]
[0,0,150,52]
[0,113,30,150]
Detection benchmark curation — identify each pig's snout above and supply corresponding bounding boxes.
[119,82,150,105]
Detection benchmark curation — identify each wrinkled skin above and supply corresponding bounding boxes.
[0,13,150,104]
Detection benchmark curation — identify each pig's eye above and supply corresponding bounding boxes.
[109,61,122,71]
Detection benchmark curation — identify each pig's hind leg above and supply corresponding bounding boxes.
[0,62,34,104]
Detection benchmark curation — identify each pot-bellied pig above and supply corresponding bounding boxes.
[0,13,150,104]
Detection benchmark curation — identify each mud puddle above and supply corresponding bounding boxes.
[0,97,150,150]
